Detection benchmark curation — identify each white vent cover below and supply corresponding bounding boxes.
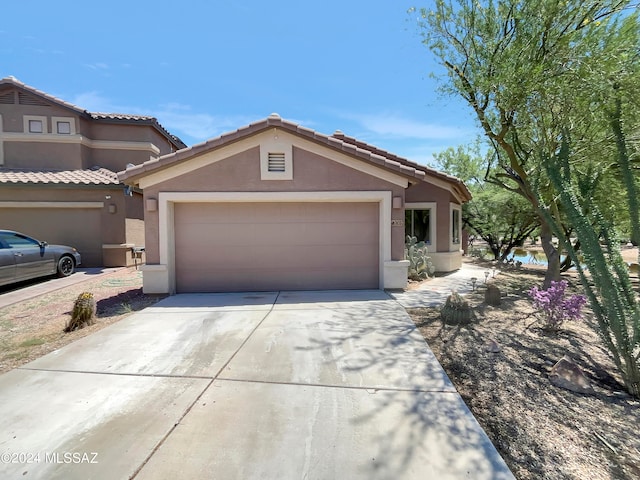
[260,131,293,180]
[267,152,286,172]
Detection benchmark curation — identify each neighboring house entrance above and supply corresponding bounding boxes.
[174,202,379,292]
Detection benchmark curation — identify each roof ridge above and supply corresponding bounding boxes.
[332,131,472,193]
[0,76,186,150]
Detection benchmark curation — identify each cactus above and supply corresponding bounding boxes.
[405,235,435,280]
[485,283,502,306]
[539,131,640,397]
[65,292,96,332]
[440,291,473,325]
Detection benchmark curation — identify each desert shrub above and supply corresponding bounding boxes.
[484,283,502,306]
[441,291,473,325]
[65,292,96,332]
[405,235,435,280]
[529,280,586,332]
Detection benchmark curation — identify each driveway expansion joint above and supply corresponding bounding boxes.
[215,377,458,394]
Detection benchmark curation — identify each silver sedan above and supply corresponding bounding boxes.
[0,230,82,287]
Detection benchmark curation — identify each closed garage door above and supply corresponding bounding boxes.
[0,208,102,267]
[174,202,379,292]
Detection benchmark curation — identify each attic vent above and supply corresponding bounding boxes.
[18,92,50,106]
[267,152,286,172]
[0,91,15,104]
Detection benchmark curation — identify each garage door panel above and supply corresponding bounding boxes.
[176,266,379,292]
[175,202,380,292]
[177,221,378,249]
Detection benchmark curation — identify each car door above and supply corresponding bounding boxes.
[0,237,17,286]
[3,232,56,281]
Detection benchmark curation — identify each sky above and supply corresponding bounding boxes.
[0,0,479,166]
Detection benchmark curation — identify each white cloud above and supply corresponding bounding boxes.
[70,92,258,143]
[154,104,256,142]
[84,62,109,71]
[341,112,470,140]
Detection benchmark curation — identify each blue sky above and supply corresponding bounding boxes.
[0,0,478,166]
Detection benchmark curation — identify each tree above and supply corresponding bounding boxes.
[433,144,539,261]
[415,0,633,287]
[416,0,640,397]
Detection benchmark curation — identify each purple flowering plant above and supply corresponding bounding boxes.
[528,280,587,331]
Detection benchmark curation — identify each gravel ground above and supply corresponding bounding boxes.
[0,267,166,374]
[409,265,640,480]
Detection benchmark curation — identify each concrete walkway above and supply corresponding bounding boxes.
[0,267,124,309]
[389,263,498,308]
[0,286,513,479]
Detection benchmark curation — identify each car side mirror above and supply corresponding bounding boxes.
[40,241,48,248]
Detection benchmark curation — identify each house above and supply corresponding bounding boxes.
[0,77,185,267]
[118,114,471,294]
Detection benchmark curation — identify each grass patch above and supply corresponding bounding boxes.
[18,337,46,348]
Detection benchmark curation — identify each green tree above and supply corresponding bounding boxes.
[415,0,633,287]
[433,144,539,261]
[416,0,640,396]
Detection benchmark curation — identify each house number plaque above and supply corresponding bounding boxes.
[391,219,404,227]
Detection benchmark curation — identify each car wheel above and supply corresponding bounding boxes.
[57,255,75,277]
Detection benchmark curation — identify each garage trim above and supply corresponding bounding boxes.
[142,190,408,294]
[0,201,104,208]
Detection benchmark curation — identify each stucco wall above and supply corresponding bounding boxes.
[0,185,141,267]
[141,145,407,264]
[405,180,461,253]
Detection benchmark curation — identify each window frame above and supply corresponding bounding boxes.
[450,203,462,250]
[24,115,47,134]
[52,116,76,135]
[404,202,436,248]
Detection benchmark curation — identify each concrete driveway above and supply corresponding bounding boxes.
[0,290,513,479]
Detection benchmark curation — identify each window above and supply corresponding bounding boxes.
[0,232,40,248]
[57,121,71,134]
[452,208,461,244]
[52,116,76,135]
[405,209,432,244]
[23,115,47,134]
[29,119,43,133]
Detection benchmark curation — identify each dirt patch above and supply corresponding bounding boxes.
[0,268,166,374]
[408,263,640,480]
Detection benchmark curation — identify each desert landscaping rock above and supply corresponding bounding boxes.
[549,355,594,394]
[485,339,501,353]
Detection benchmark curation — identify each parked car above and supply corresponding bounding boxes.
[0,230,82,287]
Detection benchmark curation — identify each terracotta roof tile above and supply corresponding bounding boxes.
[0,167,120,186]
[118,115,470,201]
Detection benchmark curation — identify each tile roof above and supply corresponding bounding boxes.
[0,167,120,186]
[120,114,429,183]
[331,132,472,201]
[0,76,186,149]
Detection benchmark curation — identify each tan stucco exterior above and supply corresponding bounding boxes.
[119,116,470,293]
[0,77,184,267]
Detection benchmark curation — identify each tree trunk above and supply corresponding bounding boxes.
[540,220,561,287]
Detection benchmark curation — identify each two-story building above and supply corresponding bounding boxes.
[0,77,185,267]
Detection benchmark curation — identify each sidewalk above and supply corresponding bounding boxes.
[0,268,124,309]
[388,262,497,308]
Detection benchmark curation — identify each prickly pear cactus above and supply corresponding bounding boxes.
[405,235,435,280]
[65,292,96,332]
[440,291,473,325]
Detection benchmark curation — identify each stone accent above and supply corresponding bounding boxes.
[549,356,594,394]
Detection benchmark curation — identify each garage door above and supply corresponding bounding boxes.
[0,208,102,267]
[174,202,379,292]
